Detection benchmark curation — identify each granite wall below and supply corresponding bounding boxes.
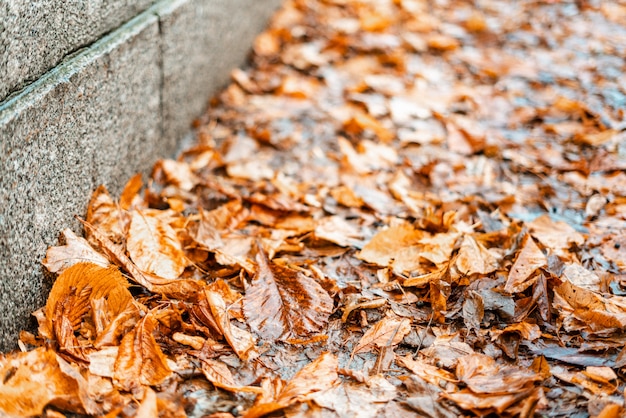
[0,0,282,351]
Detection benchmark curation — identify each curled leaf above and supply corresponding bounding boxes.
[43,229,110,274]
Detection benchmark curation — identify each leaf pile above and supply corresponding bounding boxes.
[3,0,626,416]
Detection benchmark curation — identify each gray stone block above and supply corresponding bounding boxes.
[157,0,283,144]
[0,0,156,101]
[0,0,281,352]
[0,12,163,351]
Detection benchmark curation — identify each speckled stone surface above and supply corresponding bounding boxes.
[0,0,280,351]
[0,0,156,102]
[158,0,283,144]
[0,12,162,352]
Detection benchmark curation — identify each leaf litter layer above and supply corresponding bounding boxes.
[3,0,626,416]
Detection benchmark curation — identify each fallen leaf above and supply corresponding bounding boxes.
[245,353,339,418]
[456,235,500,276]
[45,263,137,360]
[357,222,423,268]
[504,234,547,293]
[200,357,264,394]
[528,215,584,256]
[205,290,256,361]
[43,228,110,274]
[0,349,86,416]
[85,185,128,245]
[244,248,333,341]
[352,315,411,354]
[127,210,189,280]
[114,312,172,394]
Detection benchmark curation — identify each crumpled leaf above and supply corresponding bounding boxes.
[397,355,458,391]
[456,353,542,394]
[315,216,364,248]
[127,210,190,280]
[528,215,584,256]
[85,185,128,245]
[114,312,172,394]
[294,375,397,418]
[357,222,423,269]
[245,352,338,418]
[44,263,138,359]
[43,229,110,274]
[200,357,264,394]
[0,349,87,416]
[205,290,256,360]
[553,280,626,334]
[504,234,547,293]
[79,218,202,297]
[352,315,411,354]
[456,235,500,276]
[153,159,198,192]
[244,249,333,341]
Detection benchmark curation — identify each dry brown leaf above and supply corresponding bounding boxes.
[300,375,397,417]
[135,387,158,418]
[397,355,458,390]
[504,234,547,293]
[352,315,411,354]
[85,185,128,245]
[88,347,118,378]
[214,235,256,273]
[119,173,144,210]
[45,263,137,359]
[456,235,500,276]
[153,159,197,192]
[528,215,584,256]
[244,248,333,341]
[43,228,110,274]
[553,280,626,333]
[601,234,626,270]
[205,290,256,361]
[443,387,542,415]
[418,232,460,265]
[314,216,363,247]
[462,290,484,334]
[561,262,601,291]
[357,222,423,267]
[114,312,172,394]
[200,358,264,394]
[0,349,86,416]
[455,353,541,394]
[245,352,338,418]
[127,210,189,280]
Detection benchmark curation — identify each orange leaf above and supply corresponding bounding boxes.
[357,222,423,267]
[85,185,128,245]
[456,235,499,276]
[127,210,189,280]
[200,358,264,394]
[504,234,547,293]
[114,313,172,394]
[0,348,94,416]
[45,263,138,360]
[244,248,333,341]
[205,290,256,361]
[43,228,110,274]
[245,353,338,418]
[352,315,411,354]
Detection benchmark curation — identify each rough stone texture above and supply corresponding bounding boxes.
[0,12,163,351]
[0,0,156,102]
[157,0,283,144]
[0,0,281,351]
